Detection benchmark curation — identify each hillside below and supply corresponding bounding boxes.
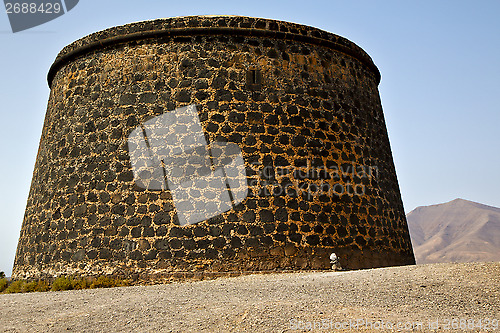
[407,198,500,264]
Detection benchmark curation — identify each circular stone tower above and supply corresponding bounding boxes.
[13,16,415,281]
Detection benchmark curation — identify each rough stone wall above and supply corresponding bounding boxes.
[13,16,415,280]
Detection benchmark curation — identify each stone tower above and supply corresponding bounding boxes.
[13,16,415,281]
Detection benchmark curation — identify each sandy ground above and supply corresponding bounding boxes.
[0,262,499,332]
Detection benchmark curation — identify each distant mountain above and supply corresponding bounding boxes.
[407,198,500,264]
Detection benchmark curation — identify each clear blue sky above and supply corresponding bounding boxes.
[1,0,499,276]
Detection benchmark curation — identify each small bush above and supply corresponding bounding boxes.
[0,278,8,292]
[1,275,131,294]
[51,276,72,291]
[4,280,26,294]
[23,280,50,293]
[70,277,90,290]
[21,281,37,292]
[90,276,129,289]
[0,271,5,279]
[35,280,51,292]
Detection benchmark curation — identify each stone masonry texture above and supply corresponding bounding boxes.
[13,16,415,281]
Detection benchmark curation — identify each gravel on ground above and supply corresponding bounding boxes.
[1,262,499,332]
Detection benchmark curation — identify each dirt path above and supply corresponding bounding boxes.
[1,262,499,332]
